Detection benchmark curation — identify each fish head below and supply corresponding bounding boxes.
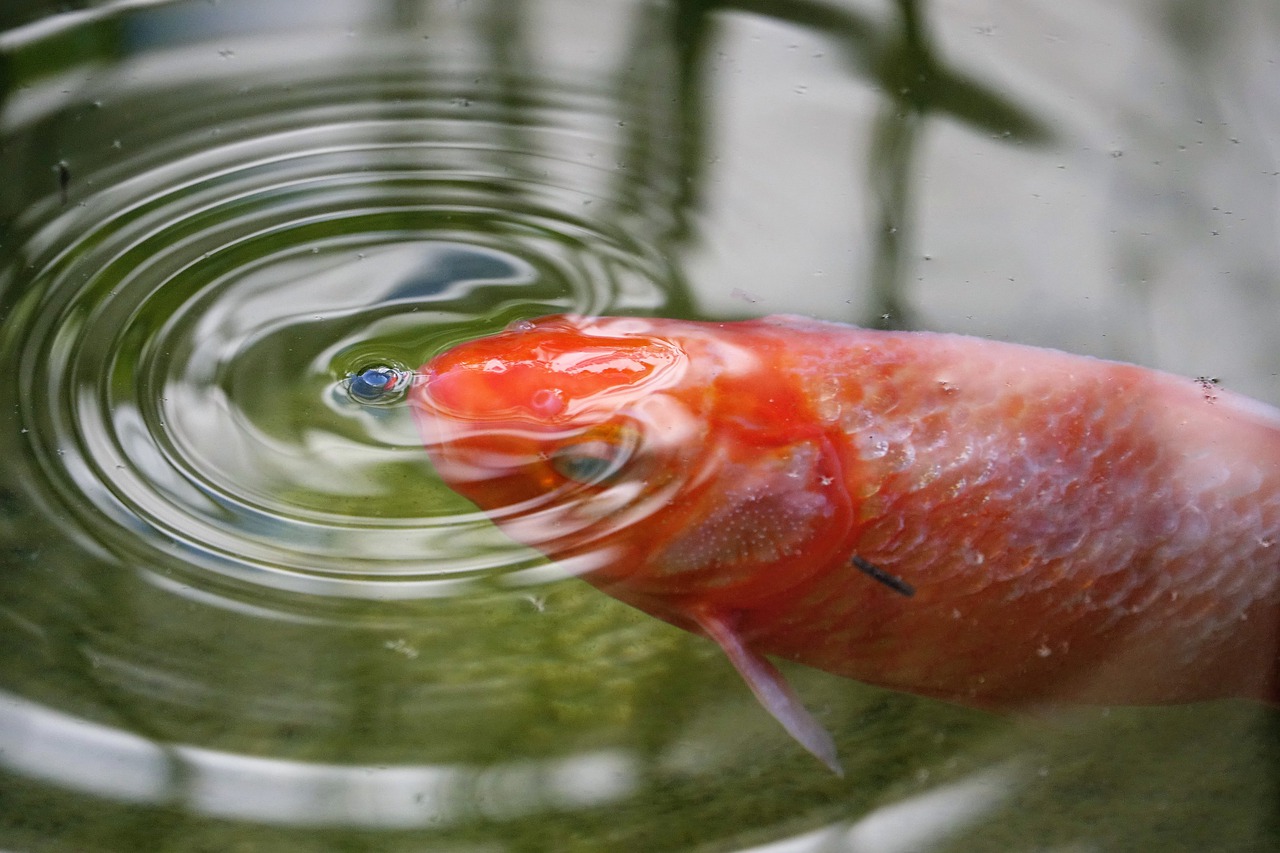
[411,315,698,572]
[410,314,852,608]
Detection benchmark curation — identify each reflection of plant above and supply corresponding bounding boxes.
[664,0,1051,326]
[363,0,1054,326]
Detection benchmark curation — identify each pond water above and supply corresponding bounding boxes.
[1,0,1277,850]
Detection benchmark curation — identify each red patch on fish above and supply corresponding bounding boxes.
[410,314,1280,773]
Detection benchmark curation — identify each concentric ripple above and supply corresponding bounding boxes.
[2,56,681,606]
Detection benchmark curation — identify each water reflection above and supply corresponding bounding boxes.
[738,766,1015,853]
[0,689,637,827]
[0,0,1277,850]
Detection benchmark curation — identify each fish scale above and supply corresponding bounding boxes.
[412,313,1280,773]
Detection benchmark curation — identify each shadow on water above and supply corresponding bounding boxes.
[0,0,1277,851]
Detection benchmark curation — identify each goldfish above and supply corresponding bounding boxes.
[409,313,1280,774]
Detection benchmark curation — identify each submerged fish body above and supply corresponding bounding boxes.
[411,313,1280,772]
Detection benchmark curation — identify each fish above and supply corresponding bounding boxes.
[409,313,1280,774]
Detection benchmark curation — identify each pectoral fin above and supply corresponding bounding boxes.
[692,608,843,776]
[655,441,843,581]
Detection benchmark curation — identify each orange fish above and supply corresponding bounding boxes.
[410,313,1280,773]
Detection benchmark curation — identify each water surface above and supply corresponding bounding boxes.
[1,1,1277,850]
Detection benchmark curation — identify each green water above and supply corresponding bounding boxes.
[0,0,1277,850]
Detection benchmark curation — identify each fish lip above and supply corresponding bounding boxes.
[409,363,480,421]
[406,365,436,406]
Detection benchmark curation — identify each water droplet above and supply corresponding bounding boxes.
[384,639,419,659]
[347,365,411,404]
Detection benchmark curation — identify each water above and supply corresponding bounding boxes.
[1,0,1277,850]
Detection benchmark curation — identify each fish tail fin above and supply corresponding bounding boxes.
[693,608,843,776]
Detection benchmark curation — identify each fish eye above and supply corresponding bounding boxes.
[550,439,629,486]
[548,421,643,486]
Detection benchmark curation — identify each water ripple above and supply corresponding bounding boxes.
[3,58,677,609]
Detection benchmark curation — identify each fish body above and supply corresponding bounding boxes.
[411,314,1280,772]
